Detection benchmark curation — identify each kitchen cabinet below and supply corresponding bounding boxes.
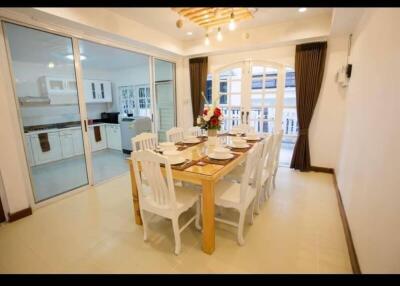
[30,132,62,165]
[38,76,78,105]
[59,130,75,159]
[106,124,121,150]
[24,134,36,167]
[71,128,84,156]
[84,79,112,103]
[88,124,107,152]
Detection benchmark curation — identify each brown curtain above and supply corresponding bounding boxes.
[290,42,327,171]
[189,57,208,125]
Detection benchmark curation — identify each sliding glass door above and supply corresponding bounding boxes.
[78,40,152,184]
[3,22,89,202]
[153,59,176,142]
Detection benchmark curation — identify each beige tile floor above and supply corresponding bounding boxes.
[0,167,352,273]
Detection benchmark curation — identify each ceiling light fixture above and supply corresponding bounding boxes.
[229,11,236,31]
[48,62,55,69]
[204,33,210,46]
[216,27,223,42]
[298,7,307,13]
[66,54,86,61]
[186,31,193,36]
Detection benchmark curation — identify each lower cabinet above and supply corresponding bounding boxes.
[89,124,107,152]
[24,134,36,167]
[59,131,75,159]
[71,128,84,156]
[106,124,122,150]
[30,132,62,165]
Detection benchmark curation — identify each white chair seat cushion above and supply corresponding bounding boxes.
[215,180,257,209]
[142,185,200,215]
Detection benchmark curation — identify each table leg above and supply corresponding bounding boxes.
[201,180,215,254]
[129,161,142,225]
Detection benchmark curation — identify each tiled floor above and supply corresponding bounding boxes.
[31,149,129,202]
[0,167,352,273]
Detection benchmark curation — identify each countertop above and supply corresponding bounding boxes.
[24,120,119,134]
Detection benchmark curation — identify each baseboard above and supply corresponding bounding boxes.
[332,170,362,274]
[8,207,32,222]
[309,166,334,174]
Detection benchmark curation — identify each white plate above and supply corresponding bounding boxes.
[228,143,250,149]
[168,156,186,165]
[183,138,200,144]
[243,136,260,141]
[208,153,234,160]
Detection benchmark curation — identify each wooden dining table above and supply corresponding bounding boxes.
[127,135,257,255]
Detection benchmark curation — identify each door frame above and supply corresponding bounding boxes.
[0,14,179,208]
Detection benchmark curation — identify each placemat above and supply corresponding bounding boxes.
[200,153,241,166]
[227,146,253,153]
[161,159,199,171]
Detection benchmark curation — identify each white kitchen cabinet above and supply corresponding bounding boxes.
[89,124,107,152]
[38,76,78,105]
[71,128,84,156]
[30,132,62,165]
[59,131,75,159]
[84,79,112,103]
[24,134,35,167]
[106,124,121,150]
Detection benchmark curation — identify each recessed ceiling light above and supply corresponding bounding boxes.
[298,8,307,13]
[66,54,86,61]
[48,62,55,69]
[186,31,193,36]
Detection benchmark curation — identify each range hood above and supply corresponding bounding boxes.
[19,96,51,106]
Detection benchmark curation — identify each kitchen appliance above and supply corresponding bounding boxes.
[120,116,152,154]
[101,112,120,124]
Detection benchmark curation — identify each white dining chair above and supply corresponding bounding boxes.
[271,130,283,191]
[186,126,202,137]
[222,135,273,214]
[166,127,185,143]
[131,132,158,151]
[131,150,201,255]
[214,142,263,245]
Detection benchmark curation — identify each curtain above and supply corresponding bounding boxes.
[189,57,208,125]
[290,42,327,171]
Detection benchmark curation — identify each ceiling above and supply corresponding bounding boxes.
[5,22,149,70]
[108,8,332,41]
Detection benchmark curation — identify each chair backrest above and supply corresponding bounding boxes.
[240,142,263,204]
[186,126,202,137]
[131,150,177,209]
[132,132,158,151]
[236,123,253,134]
[166,127,184,143]
[272,130,283,167]
[257,135,273,176]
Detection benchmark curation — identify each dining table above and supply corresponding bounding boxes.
[127,133,261,255]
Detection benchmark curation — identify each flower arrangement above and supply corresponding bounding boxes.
[197,92,224,131]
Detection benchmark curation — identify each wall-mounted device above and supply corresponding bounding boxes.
[335,34,352,88]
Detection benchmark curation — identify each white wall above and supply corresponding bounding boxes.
[335,8,400,273]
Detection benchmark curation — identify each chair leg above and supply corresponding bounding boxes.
[140,209,148,242]
[237,210,246,246]
[249,199,256,225]
[273,168,278,190]
[195,199,202,231]
[172,217,181,255]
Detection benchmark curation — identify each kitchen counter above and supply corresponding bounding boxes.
[24,120,119,134]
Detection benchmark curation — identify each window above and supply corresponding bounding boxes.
[285,71,295,87]
[205,74,212,104]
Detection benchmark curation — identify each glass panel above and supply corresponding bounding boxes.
[4,22,89,202]
[154,59,176,142]
[205,74,212,104]
[229,81,241,93]
[80,39,151,184]
[219,81,227,93]
[230,93,241,106]
[264,93,277,106]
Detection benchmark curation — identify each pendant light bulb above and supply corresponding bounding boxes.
[204,33,210,46]
[217,27,223,42]
[229,12,236,31]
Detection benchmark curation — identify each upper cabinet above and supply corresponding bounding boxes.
[38,76,78,105]
[84,79,112,103]
[38,76,112,105]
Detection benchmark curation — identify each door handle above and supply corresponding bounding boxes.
[84,120,87,132]
[246,111,249,124]
[241,111,244,123]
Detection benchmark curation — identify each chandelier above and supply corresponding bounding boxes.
[172,8,258,45]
